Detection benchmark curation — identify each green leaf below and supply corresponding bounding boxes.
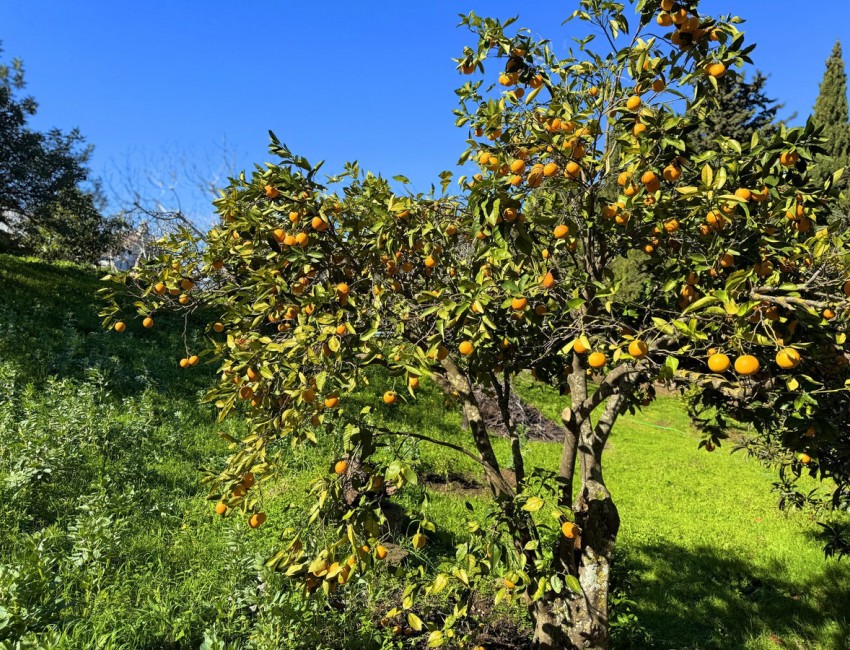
[407,613,424,632]
[565,574,582,593]
[522,496,545,512]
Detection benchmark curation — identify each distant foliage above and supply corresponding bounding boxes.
[811,41,850,216]
[0,43,125,263]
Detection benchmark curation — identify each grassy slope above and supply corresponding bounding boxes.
[0,254,847,649]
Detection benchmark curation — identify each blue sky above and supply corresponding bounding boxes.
[2,1,849,220]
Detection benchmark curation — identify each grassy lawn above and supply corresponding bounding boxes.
[0,254,847,649]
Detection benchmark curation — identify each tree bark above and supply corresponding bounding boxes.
[532,389,626,649]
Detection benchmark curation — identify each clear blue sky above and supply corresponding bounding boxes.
[2,1,849,218]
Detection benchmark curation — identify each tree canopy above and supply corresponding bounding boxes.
[0,43,123,263]
[101,1,850,647]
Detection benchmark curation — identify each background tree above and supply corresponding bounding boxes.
[0,43,123,263]
[811,40,850,215]
[690,69,782,151]
[101,1,850,648]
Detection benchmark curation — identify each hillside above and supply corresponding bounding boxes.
[0,254,847,649]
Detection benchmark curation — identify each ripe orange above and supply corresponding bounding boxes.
[248,512,267,528]
[142,317,154,329]
[617,171,631,186]
[295,232,309,247]
[626,95,642,110]
[324,395,340,408]
[289,211,300,223]
[800,453,812,465]
[264,185,279,199]
[461,63,475,74]
[663,164,681,182]
[383,390,398,405]
[574,339,589,354]
[706,62,726,78]
[376,545,388,560]
[154,282,166,295]
[641,170,657,186]
[588,352,607,368]
[541,272,556,289]
[561,521,578,539]
[824,308,836,320]
[188,355,199,366]
[509,159,526,174]
[804,426,816,438]
[335,459,349,475]
[180,358,190,369]
[459,341,474,356]
[215,501,227,516]
[652,78,666,92]
[657,13,673,27]
[719,253,735,268]
[241,472,255,489]
[213,322,224,333]
[565,161,581,178]
[775,348,801,370]
[707,353,730,373]
[779,151,799,167]
[302,388,317,403]
[511,296,528,311]
[664,219,680,233]
[543,162,559,177]
[633,123,647,137]
[588,86,599,97]
[311,216,328,231]
[734,188,751,201]
[661,0,674,10]
[554,224,569,239]
[181,278,194,291]
[734,355,760,376]
[114,321,126,333]
[628,340,649,358]
[336,282,350,297]
[408,376,420,389]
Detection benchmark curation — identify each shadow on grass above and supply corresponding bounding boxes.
[617,541,850,649]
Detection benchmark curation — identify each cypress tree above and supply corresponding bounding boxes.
[811,41,850,204]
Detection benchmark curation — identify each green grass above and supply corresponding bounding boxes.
[0,254,848,649]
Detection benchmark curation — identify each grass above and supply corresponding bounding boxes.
[0,253,848,649]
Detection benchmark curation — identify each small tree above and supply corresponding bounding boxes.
[102,1,850,647]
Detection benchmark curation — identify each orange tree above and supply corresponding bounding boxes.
[101,1,850,647]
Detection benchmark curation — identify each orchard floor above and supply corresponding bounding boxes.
[0,254,847,649]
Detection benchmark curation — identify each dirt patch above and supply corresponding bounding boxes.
[470,384,564,442]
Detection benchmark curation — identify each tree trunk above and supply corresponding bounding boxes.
[531,479,619,649]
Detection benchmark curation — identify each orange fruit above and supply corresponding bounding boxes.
[775,348,801,370]
[142,317,154,329]
[311,216,328,231]
[633,123,647,137]
[561,521,579,538]
[554,224,569,239]
[213,322,225,333]
[628,340,648,358]
[734,355,760,376]
[657,13,673,27]
[188,355,199,366]
[302,388,317,403]
[459,341,474,356]
[734,188,751,201]
[543,162,559,177]
[289,211,300,223]
[383,391,398,405]
[541,272,556,289]
[376,545,388,560]
[335,459,349,475]
[707,353,730,373]
[626,95,642,110]
[824,308,836,320]
[248,512,267,528]
[336,282,350,297]
[617,171,631,186]
[574,339,589,354]
[264,185,279,198]
[663,164,681,182]
[154,282,166,295]
[324,395,340,409]
[652,78,666,92]
[804,426,816,438]
[511,297,528,311]
[719,253,735,268]
[664,219,680,233]
[800,453,812,465]
[215,502,227,516]
[114,321,126,333]
[565,161,581,178]
[509,159,526,174]
[412,533,427,549]
[779,151,799,167]
[641,170,657,186]
[241,472,255,489]
[706,62,726,77]
[295,232,309,247]
[179,358,190,369]
[408,376,420,389]
[588,352,607,368]
[661,0,674,10]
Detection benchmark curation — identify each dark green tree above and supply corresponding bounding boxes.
[811,41,850,212]
[0,43,123,262]
[690,70,781,151]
